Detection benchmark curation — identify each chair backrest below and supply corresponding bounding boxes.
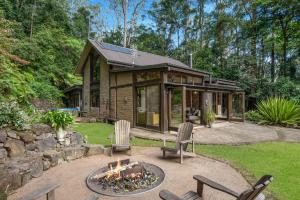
[175,122,193,151]
[237,175,273,200]
[114,120,131,145]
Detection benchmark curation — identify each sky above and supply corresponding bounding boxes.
[89,0,154,30]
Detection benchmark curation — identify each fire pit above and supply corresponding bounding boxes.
[86,159,165,196]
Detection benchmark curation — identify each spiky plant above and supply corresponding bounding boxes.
[257,97,300,126]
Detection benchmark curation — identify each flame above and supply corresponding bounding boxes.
[106,158,122,180]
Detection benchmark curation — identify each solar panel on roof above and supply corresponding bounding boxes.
[100,42,132,54]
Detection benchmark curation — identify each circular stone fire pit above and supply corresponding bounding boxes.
[86,159,165,197]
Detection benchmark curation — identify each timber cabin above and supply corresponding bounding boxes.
[72,39,245,132]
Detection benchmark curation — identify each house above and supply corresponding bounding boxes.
[73,39,245,132]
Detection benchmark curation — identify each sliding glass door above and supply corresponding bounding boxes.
[136,85,160,129]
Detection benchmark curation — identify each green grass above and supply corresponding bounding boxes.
[73,122,114,145]
[74,122,300,200]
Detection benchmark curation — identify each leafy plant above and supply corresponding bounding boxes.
[42,110,74,131]
[256,97,300,126]
[245,110,262,123]
[204,106,216,127]
[0,101,26,129]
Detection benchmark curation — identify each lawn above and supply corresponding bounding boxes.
[74,122,300,200]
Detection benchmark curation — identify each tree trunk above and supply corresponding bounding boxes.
[198,0,205,47]
[250,3,257,78]
[122,0,128,47]
[271,32,275,82]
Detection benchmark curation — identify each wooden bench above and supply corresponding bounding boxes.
[21,183,60,200]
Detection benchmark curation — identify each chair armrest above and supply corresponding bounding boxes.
[159,190,183,200]
[193,175,239,197]
[180,139,193,144]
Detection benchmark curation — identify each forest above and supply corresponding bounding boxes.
[0,0,299,109]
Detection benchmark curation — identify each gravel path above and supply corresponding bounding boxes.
[9,147,251,200]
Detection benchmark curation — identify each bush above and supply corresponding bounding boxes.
[256,97,300,126]
[0,101,26,129]
[42,110,74,131]
[204,106,216,127]
[245,110,262,123]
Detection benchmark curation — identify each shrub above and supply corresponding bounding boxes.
[245,110,262,123]
[204,106,216,127]
[42,110,74,131]
[0,101,26,129]
[256,97,300,126]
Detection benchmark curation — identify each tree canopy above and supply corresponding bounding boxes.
[0,0,299,108]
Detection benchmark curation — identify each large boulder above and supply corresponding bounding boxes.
[63,146,85,161]
[32,124,52,136]
[17,131,35,143]
[83,144,104,156]
[4,139,25,157]
[70,132,84,146]
[43,150,64,167]
[25,143,37,151]
[6,129,20,140]
[0,129,7,143]
[0,148,7,164]
[36,136,57,152]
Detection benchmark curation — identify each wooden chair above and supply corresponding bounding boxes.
[161,122,195,164]
[110,120,131,156]
[159,175,273,200]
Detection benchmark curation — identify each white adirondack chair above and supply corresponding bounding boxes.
[110,120,131,156]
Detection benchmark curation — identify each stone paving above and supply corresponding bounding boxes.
[9,147,251,200]
[131,121,300,145]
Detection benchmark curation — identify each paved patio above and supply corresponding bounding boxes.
[131,121,299,145]
[9,147,251,200]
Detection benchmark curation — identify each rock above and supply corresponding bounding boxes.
[63,146,85,161]
[43,150,64,167]
[36,136,57,152]
[6,130,20,140]
[35,133,53,140]
[25,143,37,151]
[4,139,25,157]
[0,148,7,164]
[43,159,51,171]
[17,131,35,143]
[32,124,52,136]
[0,129,7,143]
[28,156,43,178]
[70,132,84,146]
[83,144,104,156]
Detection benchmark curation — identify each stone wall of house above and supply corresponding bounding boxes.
[83,57,90,113]
[0,125,109,194]
[99,56,110,119]
[116,86,134,125]
[110,88,116,119]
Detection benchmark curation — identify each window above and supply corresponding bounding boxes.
[90,89,99,107]
[167,73,181,83]
[91,55,100,82]
[136,71,160,82]
[193,77,203,85]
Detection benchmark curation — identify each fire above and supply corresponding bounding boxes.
[106,158,122,180]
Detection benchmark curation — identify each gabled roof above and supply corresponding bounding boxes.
[74,39,210,75]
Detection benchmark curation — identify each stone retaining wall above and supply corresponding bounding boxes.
[0,124,109,194]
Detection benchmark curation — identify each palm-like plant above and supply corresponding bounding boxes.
[257,97,300,126]
[42,110,74,131]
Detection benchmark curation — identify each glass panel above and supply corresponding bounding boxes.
[232,93,243,118]
[136,71,160,82]
[91,56,100,82]
[136,87,146,125]
[187,76,193,84]
[214,93,228,118]
[193,77,202,85]
[168,73,181,83]
[90,89,99,107]
[170,87,183,127]
[146,85,160,127]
